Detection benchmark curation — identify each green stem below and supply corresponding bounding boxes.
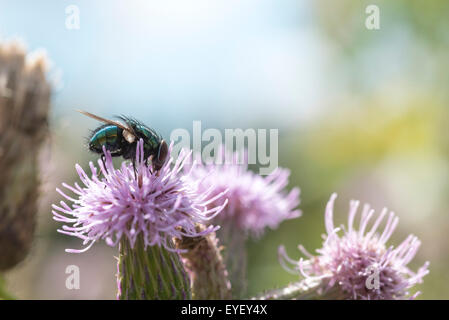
[117,235,191,300]
[252,278,343,300]
[0,274,15,300]
[216,221,248,299]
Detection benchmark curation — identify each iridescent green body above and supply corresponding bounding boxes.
[89,125,121,154]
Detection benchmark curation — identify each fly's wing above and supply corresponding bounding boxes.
[76,110,136,135]
[117,115,162,141]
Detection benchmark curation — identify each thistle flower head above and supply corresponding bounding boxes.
[187,148,301,235]
[279,193,429,300]
[52,140,227,253]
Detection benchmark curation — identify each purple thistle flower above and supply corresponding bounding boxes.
[186,147,300,298]
[279,193,429,300]
[52,140,227,253]
[187,148,301,235]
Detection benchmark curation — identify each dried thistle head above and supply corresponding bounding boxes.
[0,40,51,271]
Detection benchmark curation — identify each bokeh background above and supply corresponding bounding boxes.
[1,0,448,299]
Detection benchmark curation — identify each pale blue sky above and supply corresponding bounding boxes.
[0,0,327,133]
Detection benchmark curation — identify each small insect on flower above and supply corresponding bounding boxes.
[77,110,168,171]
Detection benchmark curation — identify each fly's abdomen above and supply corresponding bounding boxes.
[89,125,121,153]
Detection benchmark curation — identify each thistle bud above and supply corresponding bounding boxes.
[0,40,51,271]
[175,225,232,300]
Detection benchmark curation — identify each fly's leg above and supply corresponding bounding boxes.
[148,155,155,175]
[132,158,137,179]
[101,154,109,175]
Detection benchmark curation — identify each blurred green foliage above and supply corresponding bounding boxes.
[247,1,449,299]
[247,95,448,299]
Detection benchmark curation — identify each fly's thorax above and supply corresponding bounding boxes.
[133,125,161,152]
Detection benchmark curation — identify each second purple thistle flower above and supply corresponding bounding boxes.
[186,148,301,235]
[185,147,301,298]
